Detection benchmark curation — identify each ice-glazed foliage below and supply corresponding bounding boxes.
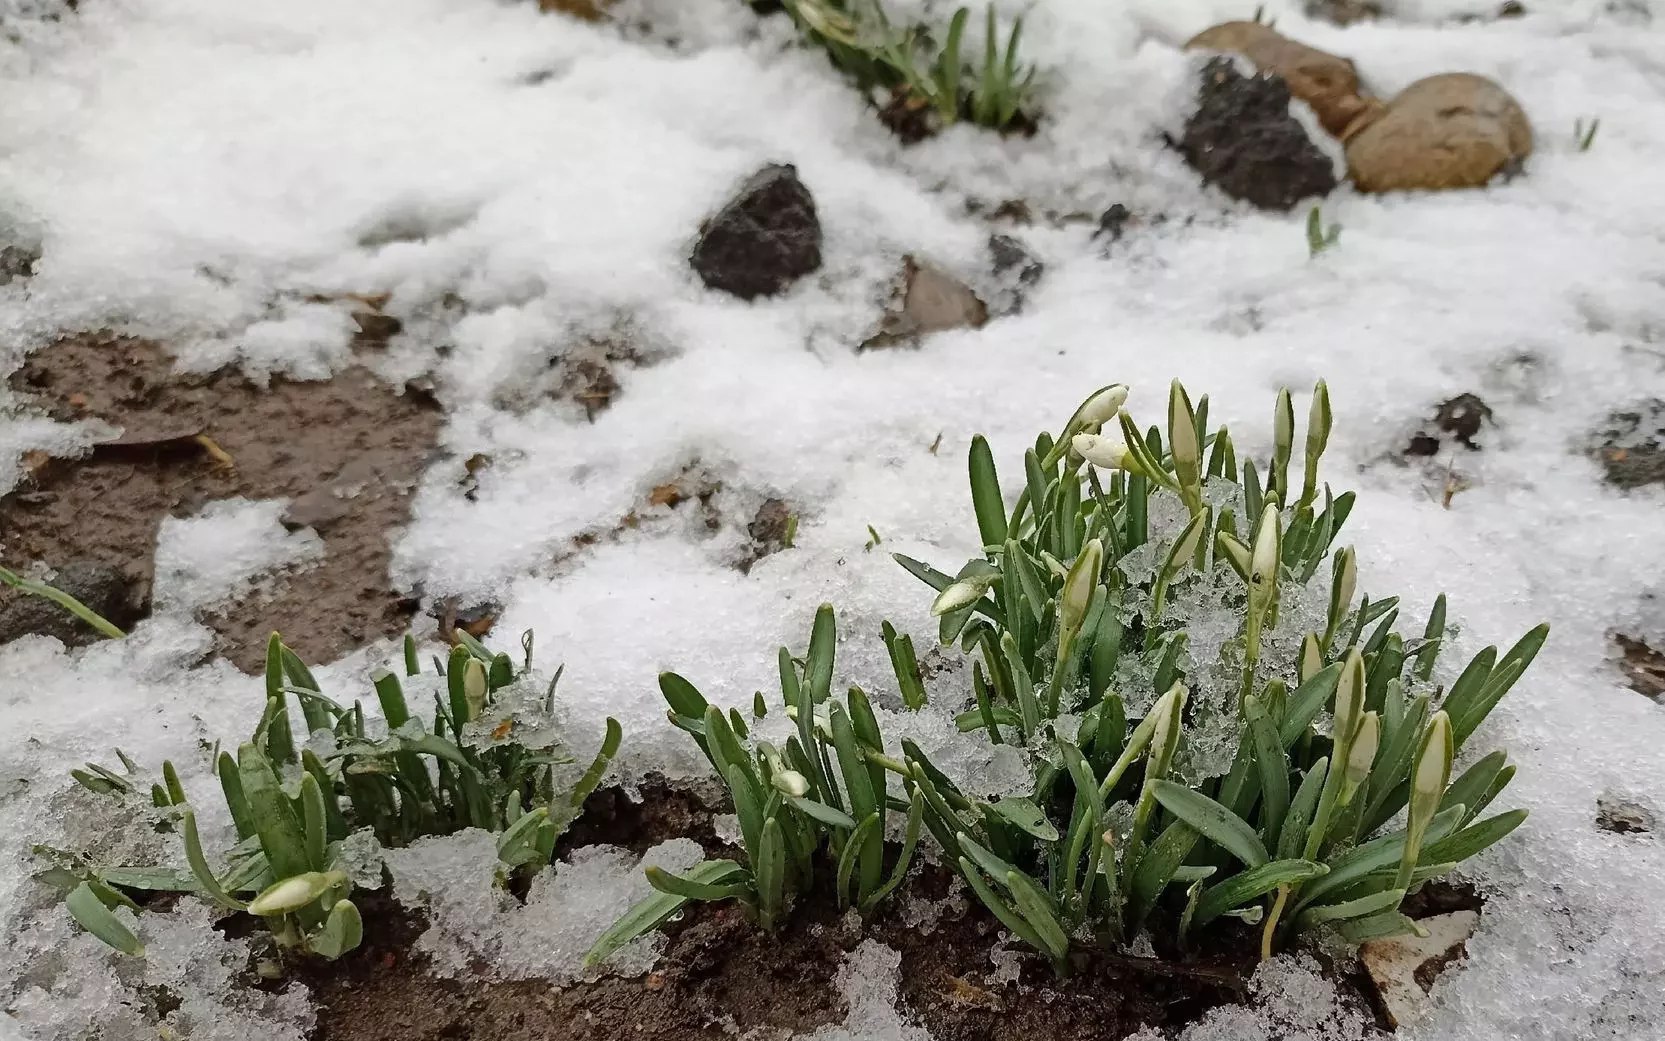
[888,380,1545,965]
[596,381,1543,973]
[53,630,619,964]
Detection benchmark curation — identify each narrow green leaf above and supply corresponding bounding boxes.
[991,796,1059,841]
[1193,860,1327,928]
[67,882,143,955]
[584,860,745,967]
[1150,781,1268,868]
[969,435,1008,547]
[1296,887,1407,930]
[1420,809,1527,864]
[836,814,880,908]
[646,863,753,902]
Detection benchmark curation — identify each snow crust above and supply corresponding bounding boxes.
[3,0,1665,1038]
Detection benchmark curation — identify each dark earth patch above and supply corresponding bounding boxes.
[1179,58,1339,212]
[1613,633,1665,699]
[0,334,441,671]
[1593,401,1665,489]
[296,778,1384,1041]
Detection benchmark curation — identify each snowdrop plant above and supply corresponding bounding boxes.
[586,605,926,967]
[60,630,620,962]
[892,380,1543,964]
[776,0,1036,133]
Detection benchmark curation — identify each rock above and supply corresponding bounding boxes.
[986,234,1044,315]
[430,599,501,639]
[1185,22,1381,138]
[1305,0,1384,25]
[1594,401,1665,489]
[1347,73,1533,193]
[1094,203,1132,244]
[690,164,823,300]
[1179,58,1341,212]
[864,258,988,348]
[538,0,614,19]
[1596,792,1657,834]
[1497,1,1528,16]
[1614,633,1665,700]
[738,497,794,574]
[0,244,38,287]
[0,561,142,648]
[351,310,403,344]
[1360,910,1480,1029]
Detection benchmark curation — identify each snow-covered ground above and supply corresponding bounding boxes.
[3,0,1665,1037]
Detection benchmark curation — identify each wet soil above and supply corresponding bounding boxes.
[0,334,441,670]
[299,780,1381,1041]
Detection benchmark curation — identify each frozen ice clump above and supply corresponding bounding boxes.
[880,702,1030,800]
[384,830,703,982]
[4,901,313,1041]
[801,940,932,1041]
[151,498,324,611]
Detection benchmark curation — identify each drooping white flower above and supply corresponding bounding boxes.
[1071,432,1130,469]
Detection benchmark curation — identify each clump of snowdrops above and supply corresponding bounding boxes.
[51,631,619,962]
[598,379,1542,972]
[774,0,1037,133]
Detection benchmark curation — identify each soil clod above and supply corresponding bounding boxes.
[1179,58,1341,212]
[1614,633,1665,699]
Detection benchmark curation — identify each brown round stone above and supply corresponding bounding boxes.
[1185,20,1378,138]
[1346,73,1533,192]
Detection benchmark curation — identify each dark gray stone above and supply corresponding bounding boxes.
[690,164,822,300]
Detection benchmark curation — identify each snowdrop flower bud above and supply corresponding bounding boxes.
[930,577,989,617]
[249,871,341,917]
[1274,388,1295,458]
[1334,547,1357,616]
[1061,539,1104,635]
[1147,682,1187,780]
[1413,712,1453,801]
[1335,648,1365,737]
[1300,633,1323,684]
[1071,432,1130,470]
[772,769,809,798]
[1078,384,1130,426]
[1249,503,1281,607]
[1344,712,1380,791]
[1168,381,1200,474]
[463,658,489,719]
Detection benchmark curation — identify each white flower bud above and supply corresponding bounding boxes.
[463,658,489,718]
[1274,388,1295,456]
[930,577,990,617]
[1300,633,1323,684]
[248,871,342,917]
[1168,382,1200,474]
[1344,712,1380,789]
[1078,384,1130,426]
[1334,547,1357,615]
[1334,648,1366,739]
[1147,682,1187,780]
[1071,432,1130,470]
[1249,504,1281,604]
[1414,712,1453,799]
[772,769,809,798]
[1061,539,1104,635]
